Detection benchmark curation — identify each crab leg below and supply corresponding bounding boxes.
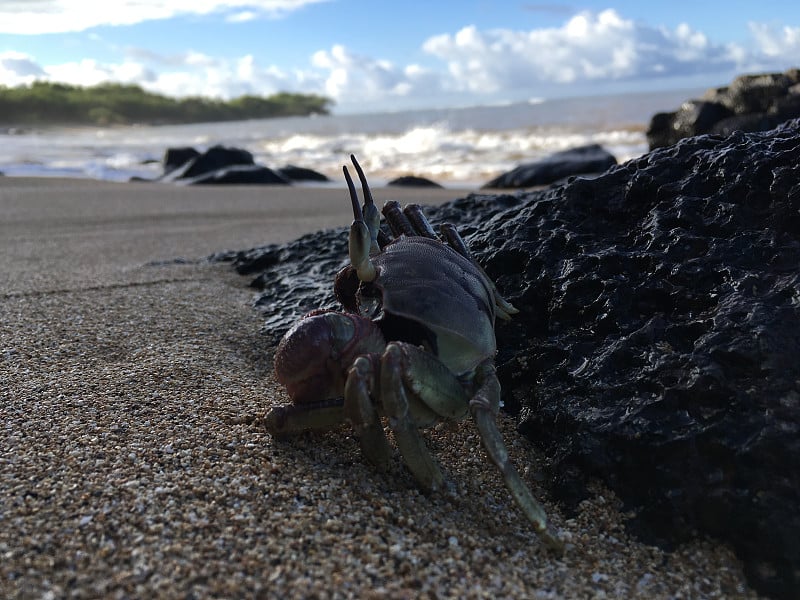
[344,355,393,470]
[379,343,447,492]
[387,342,471,421]
[263,398,347,434]
[439,222,471,259]
[439,223,519,320]
[382,200,416,238]
[376,342,473,492]
[470,360,565,553]
[402,203,438,239]
[343,164,377,282]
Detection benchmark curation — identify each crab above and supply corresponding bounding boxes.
[265,155,563,551]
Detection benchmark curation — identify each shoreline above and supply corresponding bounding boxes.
[0,178,478,295]
[0,179,761,598]
[0,88,678,188]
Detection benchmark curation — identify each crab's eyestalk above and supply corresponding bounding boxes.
[274,311,385,404]
[350,154,381,254]
[343,164,377,282]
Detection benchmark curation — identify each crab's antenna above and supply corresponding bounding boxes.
[350,155,381,254]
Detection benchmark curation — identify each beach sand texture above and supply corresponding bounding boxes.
[1,178,760,598]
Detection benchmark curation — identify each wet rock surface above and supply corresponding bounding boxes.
[647,68,800,149]
[277,164,330,183]
[218,119,800,599]
[162,146,200,173]
[178,164,290,185]
[482,143,617,188]
[154,145,292,185]
[161,145,257,181]
[387,175,444,188]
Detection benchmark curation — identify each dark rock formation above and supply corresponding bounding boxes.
[153,146,331,185]
[160,145,254,181]
[157,145,290,185]
[277,164,330,183]
[387,175,443,188]
[163,147,200,173]
[483,144,617,188]
[178,164,290,185]
[219,119,800,599]
[647,68,800,149]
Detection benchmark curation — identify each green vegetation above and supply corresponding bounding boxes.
[0,82,333,126]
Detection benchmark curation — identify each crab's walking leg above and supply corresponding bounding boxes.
[344,355,393,470]
[439,222,472,259]
[379,342,475,493]
[439,223,519,320]
[470,360,565,553]
[402,203,438,239]
[379,343,446,492]
[263,398,346,434]
[343,164,377,282]
[389,342,471,421]
[382,200,416,238]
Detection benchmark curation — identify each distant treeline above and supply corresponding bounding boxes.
[0,82,333,126]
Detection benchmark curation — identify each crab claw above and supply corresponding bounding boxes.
[274,310,385,404]
[344,157,381,282]
[349,154,381,254]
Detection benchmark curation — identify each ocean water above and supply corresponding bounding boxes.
[0,88,702,187]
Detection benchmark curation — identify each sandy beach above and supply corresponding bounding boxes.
[1,177,761,598]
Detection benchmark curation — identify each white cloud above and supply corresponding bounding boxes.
[748,22,800,58]
[142,54,308,99]
[0,0,328,34]
[42,59,157,87]
[422,9,748,95]
[0,48,295,99]
[0,51,46,85]
[311,44,441,105]
[2,10,799,112]
[226,10,259,23]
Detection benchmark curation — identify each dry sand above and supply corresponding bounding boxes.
[1,178,760,598]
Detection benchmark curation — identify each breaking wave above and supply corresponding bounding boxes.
[0,88,702,185]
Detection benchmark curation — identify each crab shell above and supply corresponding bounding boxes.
[344,235,498,376]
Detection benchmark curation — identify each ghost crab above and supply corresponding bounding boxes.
[266,155,563,551]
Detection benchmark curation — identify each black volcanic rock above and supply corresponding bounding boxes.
[277,164,330,183]
[179,164,290,185]
[220,120,800,599]
[483,144,617,188]
[182,145,255,178]
[477,122,800,600]
[159,145,256,182]
[387,175,443,188]
[163,147,200,173]
[156,145,291,185]
[647,68,800,149]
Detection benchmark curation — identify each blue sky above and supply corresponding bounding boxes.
[1,1,799,112]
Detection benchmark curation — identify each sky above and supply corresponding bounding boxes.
[0,0,799,113]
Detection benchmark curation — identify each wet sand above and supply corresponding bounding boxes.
[0,178,760,598]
